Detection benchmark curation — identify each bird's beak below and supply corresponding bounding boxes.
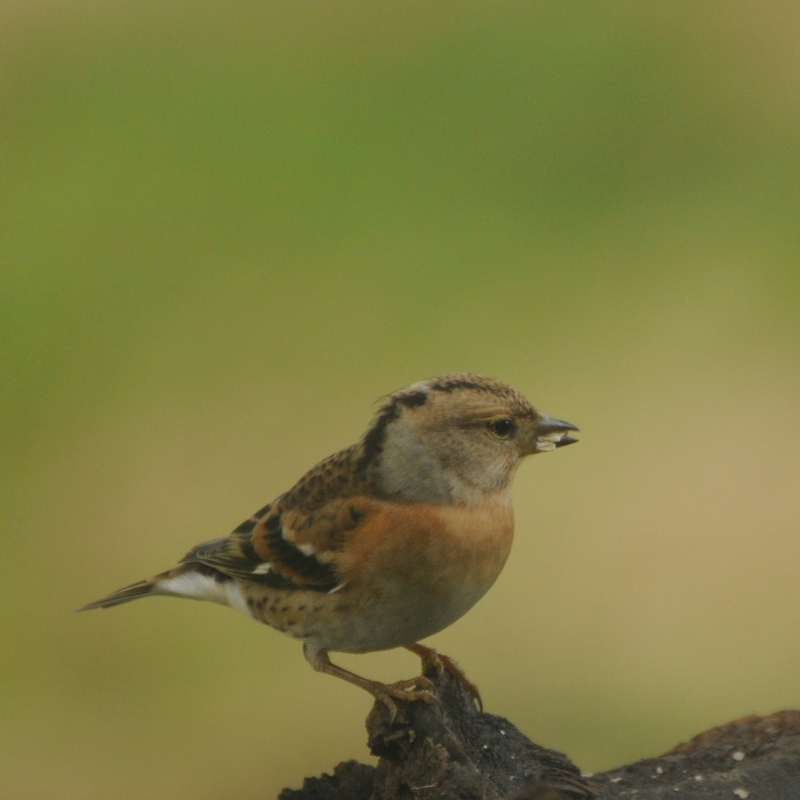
[527,414,579,454]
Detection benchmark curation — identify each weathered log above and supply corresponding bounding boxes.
[279,669,800,800]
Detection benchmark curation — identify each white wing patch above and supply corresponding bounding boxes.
[279,523,317,558]
[156,572,251,617]
[252,562,273,574]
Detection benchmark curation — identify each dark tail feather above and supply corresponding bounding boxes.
[76,579,155,611]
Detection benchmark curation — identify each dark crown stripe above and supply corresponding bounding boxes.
[397,390,428,408]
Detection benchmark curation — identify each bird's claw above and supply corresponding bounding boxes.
[373,676,441,724]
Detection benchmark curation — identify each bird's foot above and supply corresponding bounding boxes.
[371,676,440,724]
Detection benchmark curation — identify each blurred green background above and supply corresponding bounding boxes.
[2,2,800,797]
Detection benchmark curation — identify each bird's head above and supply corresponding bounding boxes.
[360,374,578,505]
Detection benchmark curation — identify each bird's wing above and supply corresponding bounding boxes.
[181,446,375,592]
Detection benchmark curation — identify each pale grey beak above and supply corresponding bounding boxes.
[533,414,579,452]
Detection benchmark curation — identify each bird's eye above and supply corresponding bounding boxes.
[490,418,515,438]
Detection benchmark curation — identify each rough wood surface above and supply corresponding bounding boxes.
[593,709,800,799]
[279,670,800,800]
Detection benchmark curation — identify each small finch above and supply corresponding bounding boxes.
[80,374,578,714]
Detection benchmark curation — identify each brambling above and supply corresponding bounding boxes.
[80,374,578,715]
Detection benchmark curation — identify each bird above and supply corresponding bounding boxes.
[79,374,578,716]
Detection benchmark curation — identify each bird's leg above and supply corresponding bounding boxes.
[304,644,439,722]
[404,642,483,712]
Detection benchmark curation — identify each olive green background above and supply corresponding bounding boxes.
[2,3,799,798]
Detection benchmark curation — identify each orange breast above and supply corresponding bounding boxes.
[341,489,515,604]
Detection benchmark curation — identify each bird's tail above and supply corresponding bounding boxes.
[76,579,155,611]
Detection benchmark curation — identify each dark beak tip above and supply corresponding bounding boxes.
[554,436,579,448]
[558,421,580,433]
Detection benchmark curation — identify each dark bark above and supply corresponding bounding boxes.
[279,669,800,800]
[593,709,800,799]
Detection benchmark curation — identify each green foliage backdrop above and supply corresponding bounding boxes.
[2,3,799,798]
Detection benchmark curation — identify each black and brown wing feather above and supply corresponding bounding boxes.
[179,443,375,592]
[180,483,371,594]
[80,444,376,609]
